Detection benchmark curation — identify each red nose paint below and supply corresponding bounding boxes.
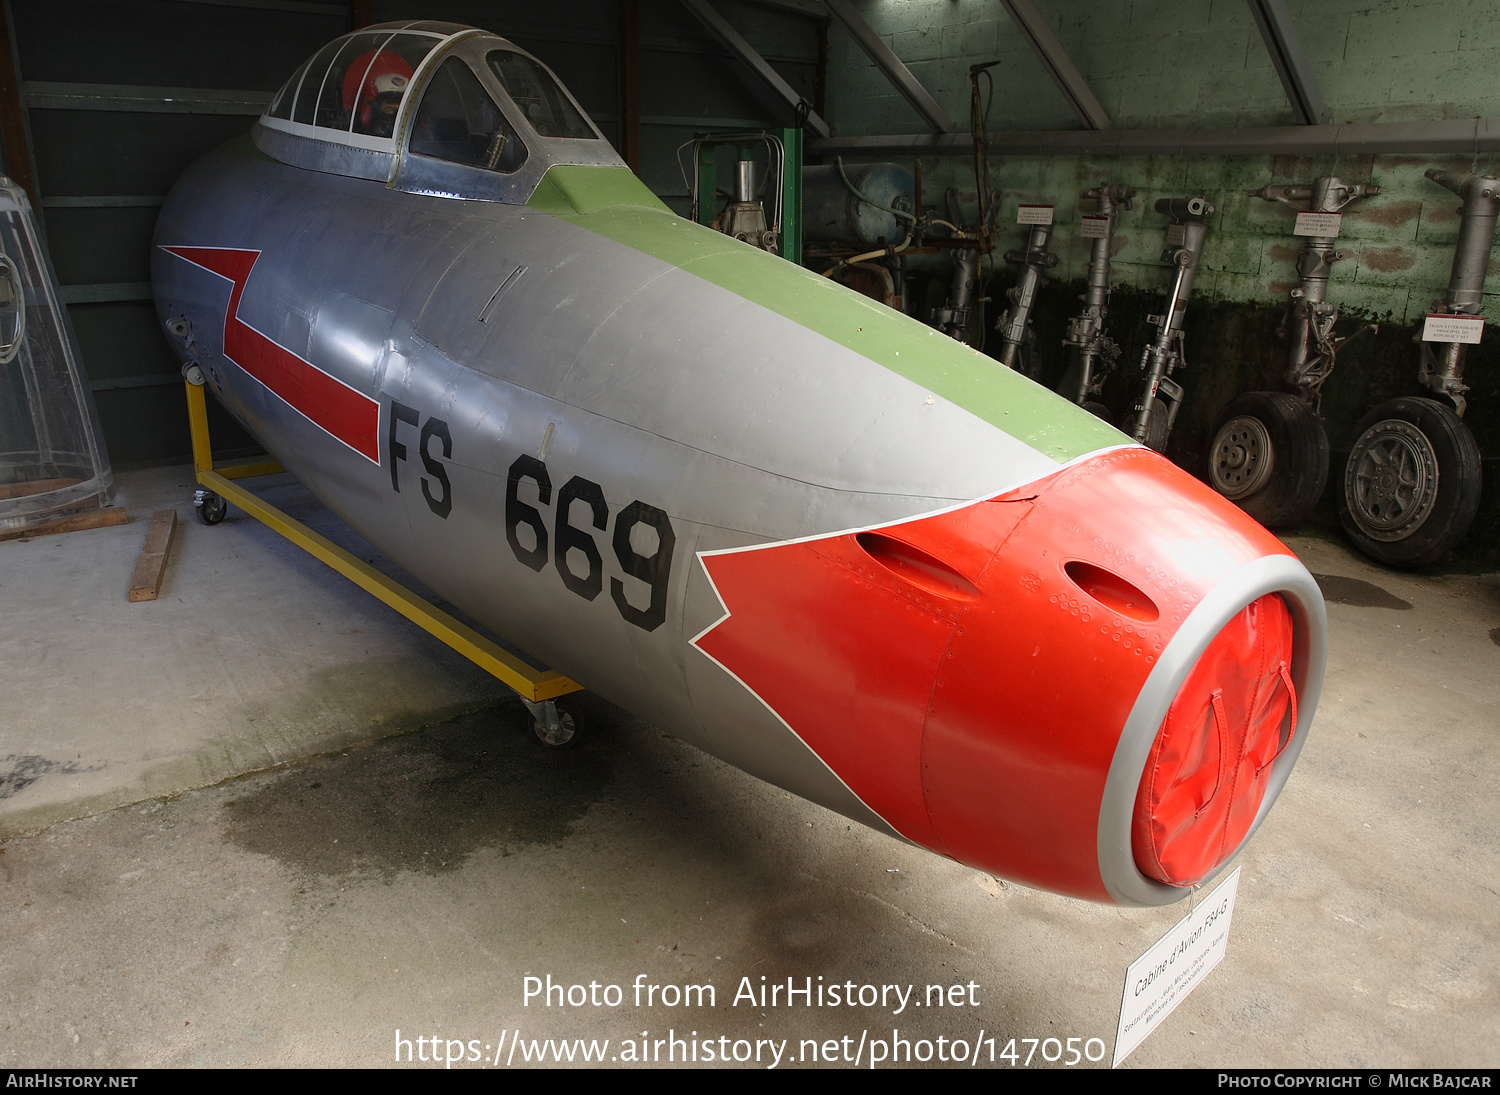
[695,447,1297,901]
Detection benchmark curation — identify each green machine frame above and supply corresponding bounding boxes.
[693,127,802,267]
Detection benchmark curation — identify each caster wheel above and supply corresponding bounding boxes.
[530,703,579,748]
[193,489,227,525]
[1338,397,1482,567]
[1208,392,1328,529]
[1122,398,1170,452]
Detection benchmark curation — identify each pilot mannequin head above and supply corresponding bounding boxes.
[369,72,409,135]
[344,51,416,138]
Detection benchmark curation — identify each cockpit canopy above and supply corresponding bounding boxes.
[255,22,621,204]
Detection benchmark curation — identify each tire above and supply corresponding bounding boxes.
[193,489,226,526]
[1207,392,1329,529]
[1121,398,1170,452]
[1338,397,1482,567]
[1082,400,1113,422]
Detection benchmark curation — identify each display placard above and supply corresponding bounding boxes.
[1293,211,1342,237]
[1080,215,1111,239]
[1017,204,1054,225]
[1113,867,1241,1067]
[1422,313,1485,344]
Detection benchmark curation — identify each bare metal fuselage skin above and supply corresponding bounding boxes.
[153,135,1058,826]
[153,26,1326,907]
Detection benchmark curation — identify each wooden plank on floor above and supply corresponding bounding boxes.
[0,507,129,542]
[127,509,178,602]
[0,477,84,501]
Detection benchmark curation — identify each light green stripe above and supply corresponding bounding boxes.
[527,165,1126,461]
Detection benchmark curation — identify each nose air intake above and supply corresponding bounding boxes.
[1132,592,1297,887]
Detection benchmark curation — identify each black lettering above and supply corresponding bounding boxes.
[555,476,607,600]
[506,454,551,571]
[611,500,675,631]
[419,416,452,519]
[388,400,419,491]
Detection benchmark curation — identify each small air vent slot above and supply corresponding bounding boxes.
[856,533,980,601]
[1065,561,1158,622]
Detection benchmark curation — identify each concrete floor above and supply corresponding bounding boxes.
[1,466,1496,1069]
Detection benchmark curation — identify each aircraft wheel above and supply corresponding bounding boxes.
[530,702,579,748]
[1122,398,1170,452]
[1082,400,1113,422]
[193,489,227,526]
[1207,392,1328,529]
[1338,397,1482,567]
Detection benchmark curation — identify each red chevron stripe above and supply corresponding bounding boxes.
[163,246,380,463]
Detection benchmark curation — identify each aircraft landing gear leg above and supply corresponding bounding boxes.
[193,488,226,525]
[522,697,579,747]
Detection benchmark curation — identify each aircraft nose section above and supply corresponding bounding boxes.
[917,448,1325,904]
[693,447,1326,905]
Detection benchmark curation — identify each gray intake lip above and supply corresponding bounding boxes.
[1096,553,1328,907]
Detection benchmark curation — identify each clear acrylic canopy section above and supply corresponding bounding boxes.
[0,176,113,530]
[255,23,620,202]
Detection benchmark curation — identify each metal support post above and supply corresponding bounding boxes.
[1245,0,1328,126]
[998,0,1110,131]
[680,0,831,136]
[822,0,954,134]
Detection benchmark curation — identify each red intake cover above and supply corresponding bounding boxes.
[1132,593,1297,886]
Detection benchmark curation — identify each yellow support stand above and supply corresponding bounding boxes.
[184,379,583,704]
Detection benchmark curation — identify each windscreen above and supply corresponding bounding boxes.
[409,57,529,174]
[485,50,595,140]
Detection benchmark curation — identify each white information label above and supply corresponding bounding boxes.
[1112,867,1240,1068]
[1080,215,1110,239]
[1293,211,1342,237]
[1017,204,1054,225]
[1422,313,1485,344]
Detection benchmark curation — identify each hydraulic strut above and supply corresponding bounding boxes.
[1249,176,1380,408]
[1418,168,1500,415]
[1126,197,1214,451]
[994,215,1059,375]
[1060,183,1134,416]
